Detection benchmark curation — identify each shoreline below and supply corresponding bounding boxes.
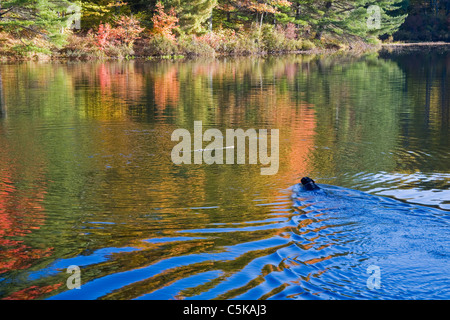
[0,45,379,62]
[1,41,448,63]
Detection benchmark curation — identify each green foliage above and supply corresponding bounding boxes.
[231,35,259,55]
[79,1,114,30]
[144,34,180,56]
[103,42,135,58]
[171,0,217,34]
[0,0,80,47]
[290,0,407,41]
[12,43,52,56]
[259,23,303,52]
[177,35,216,56]
[261,24,283,51]
[301,39,315,50]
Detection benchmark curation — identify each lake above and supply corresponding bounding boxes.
[0,47,449,300]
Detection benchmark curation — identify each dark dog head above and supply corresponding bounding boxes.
[301,177,320,191]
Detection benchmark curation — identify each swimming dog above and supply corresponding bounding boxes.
[301,177,320,191]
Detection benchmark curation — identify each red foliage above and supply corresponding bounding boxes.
[95,23,113,50]
[95,16,144,50]
[283,22,297,40]
[115,16,145,46]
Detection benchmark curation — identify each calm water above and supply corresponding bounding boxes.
[0,48,449,300]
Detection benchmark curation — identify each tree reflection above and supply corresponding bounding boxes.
[0,51,448,299]
[0,73,5,119]
[0,129,53,297]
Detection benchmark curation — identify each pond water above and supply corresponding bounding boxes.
[0,48,449,300]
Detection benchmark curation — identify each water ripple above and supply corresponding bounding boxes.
[43,183,449,300]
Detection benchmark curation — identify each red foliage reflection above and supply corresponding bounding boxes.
[0,135,57,299]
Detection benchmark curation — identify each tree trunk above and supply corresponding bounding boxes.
[315,27,323,40]
[259,11,264,33]
[315,1,332,40]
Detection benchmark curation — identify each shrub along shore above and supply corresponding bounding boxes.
[0,25,381,62]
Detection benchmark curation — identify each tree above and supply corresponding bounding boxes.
[293,0,407,40]
[151,2,179,41]
[0,0,80,47]
[79,1,131,31]
[94,15,144,51]
[394,0,450,41]
[214,0,292,30]
[170,0,217,34]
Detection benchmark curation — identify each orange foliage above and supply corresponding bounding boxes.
[151,2,179,42]
[95,15,144,50]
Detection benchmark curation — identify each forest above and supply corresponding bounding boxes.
[0,0,448,59]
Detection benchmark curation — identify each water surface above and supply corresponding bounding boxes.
[0,48,449,299]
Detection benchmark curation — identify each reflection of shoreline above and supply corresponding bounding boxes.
[380,42,450,54]
[382,42,450,47]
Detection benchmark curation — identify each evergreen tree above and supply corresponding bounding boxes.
[170,0,217,34]
[79,1,115,30]
[0,0,80,46]
[293,0,407,40]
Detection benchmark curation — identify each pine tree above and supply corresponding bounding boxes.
[170,0,217,34]
[0,0,80,47]
[293,0,407,40]
[79,1,116,30]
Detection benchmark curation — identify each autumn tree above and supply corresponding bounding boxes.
[215,0,292,30]
[95,15,144,50]
[151,2,179,41]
